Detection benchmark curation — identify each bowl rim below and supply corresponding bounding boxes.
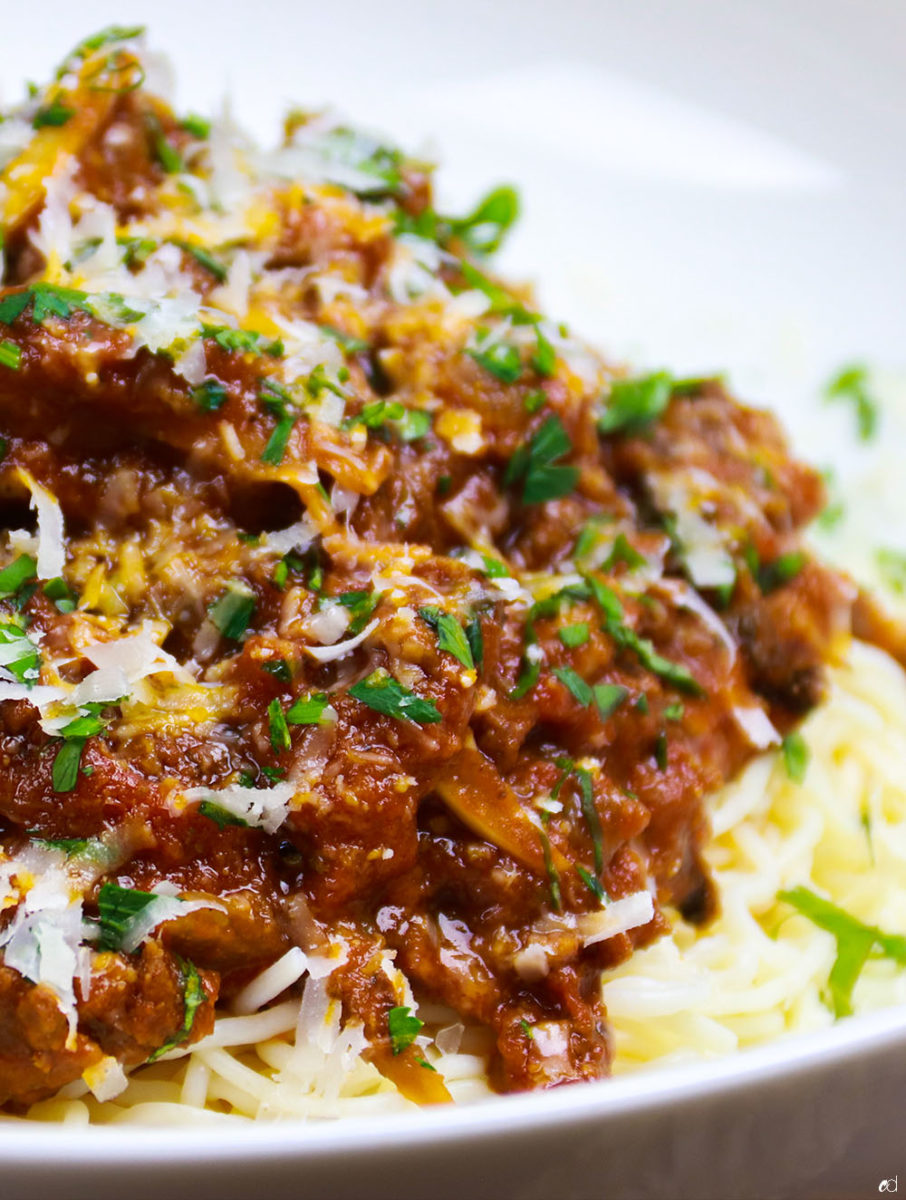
[1,1003,904,1166]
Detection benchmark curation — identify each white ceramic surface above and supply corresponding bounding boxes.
[1,3,905,1197]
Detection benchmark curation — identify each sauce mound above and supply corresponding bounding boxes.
[0,27,862,1107]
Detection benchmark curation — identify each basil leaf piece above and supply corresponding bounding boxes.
[191,378,228,412]
[553,666,593,707]
[388,1004,423,1054]
[147,958,206,1062]
[261,415,295,465]
[594,683,628,719]
[286,692,331,725]
[507,413,579,505]
[334,589,380,635]
[778,886,906,1017]
[208,582,256,641]
[0,340,21,370]
[558,622,589,648]
[825,363,878,441]
[198,800,248,830]
[418,606,474,670]
[598,371,673,435]
[0,620,41,685]
[267,697,291,754]
[469,339,522,384]
[96,882,158,951]
[0,555,37,598]
[349,671,441,724]
[781,732,809,783]
[451,184,519,255]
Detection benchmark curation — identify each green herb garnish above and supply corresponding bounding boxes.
[418,606,474,670]
[559,622,589,648]
[469,336,522,384]
[781,731,809,783]
[388,1004,423,1054]
[0,619,41,685]
[95,882,157,951]
[0,555,37,598]
[553,665,593,707]
[267,697,291,754]
[506,413,579,505]
[777,886,906,1017]
[825,363,878,441]
[286,692,332,725]
[208,582,255,640]
[599,371,673,435]
[0,340,22,370]
[198,800,248,830]
[148,958,205,1061]
[349,670,441,724]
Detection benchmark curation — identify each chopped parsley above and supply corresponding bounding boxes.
[418,606,474,670]
[523,388,546,415]
[574,766,604,875]
[0,555,37,598]
[0,340,21,370]
[349,670,441,724]
[261,415,295,465]
[0,619,41,685]
[267,697,291,754]
[531,326,557,377]
[146,113,184,174]
[539,828,562,911]
[469,335,522,384]
[553,665,593,707]
[758,551,805,593]
[202,324,283,358]
[319,324,369,355]
[781,731,809,783]
[261,658,292,683]
[208,582,256,640]
[198,800,248,830]
[387,1004,423,1054]
[95,882,157,951]
[180,113,211,139]
[334,589,381,635]
[51,712,109,793]
[777,886,906,1017]
[32,101,75,129]
[825,363,878,441]
[576,864,606,902]
[593,683,628,719]
[519,1018,535,1039]
[581,576,704,695]
[286,692,332,725]
[190,378,228,412]
[147,958,205,1062]
[598,371,673,435]
[171,240,228,283]
[43,576,77,613]
[505,413,579,505]
[876,548,906,595]
[559,621,589,648]
[450,184,519,256]
[603,533,646,573]
[654,730,668,771]
[465,614,484,668]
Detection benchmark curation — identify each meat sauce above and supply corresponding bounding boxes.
[0,29,872,1110]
